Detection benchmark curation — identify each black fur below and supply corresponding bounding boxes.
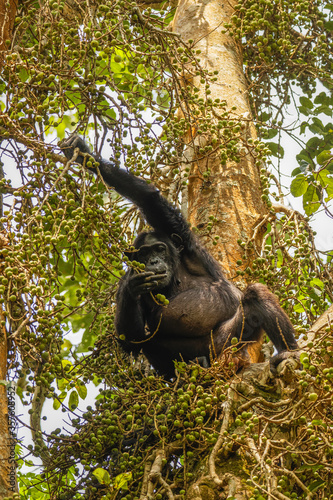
[60,135,299,378]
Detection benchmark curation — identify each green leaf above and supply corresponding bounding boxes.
[300,121,309,134]
[308,479,326,492]
[303,185,321,216]
[259,112,272,122]
[305,136,321,152]
[68,390,79,410]
[76,321,98,353]
[317,171,329,188]
[16,385,24,401]
[290,175,308,197]
[310,278,324,289]
[92,468,111,485]
[57,378,68,391]
[291,167,302,176]
[53,391,67,410]
[299,106,311,116]
[296,151,313,166]
[316,150,332,165]
[266,142,284,158]
[314,104,332,117]
[110,61,122,73]
[316,171,333,199]
[324,123,333,134]
[326,161,333,173]
[62,359,73,371]
[64,90,81,104]
[293,301,306,313]
[276,248,283,267]
[114,472,132,490]
[299,464,324,471]
[309,289,322,302]
[76,381,87,399]
[293,159,310,175]
[56,114,74,140]
[70,311,93,334]
[265,128,278,139]
[299,96,313,109]
[312,117,324,130]
[324,176,333,197]
[62,339,73,350]
[53,399,61,410]
[309,123,323,135]
[314,92,330,105]
[19,68,29,82]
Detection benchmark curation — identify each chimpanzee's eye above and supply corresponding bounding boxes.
[137,248,148,260]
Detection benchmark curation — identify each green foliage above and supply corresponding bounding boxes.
[239,212,332,337]
[290,111,333,215]
[18,337,333,499]
[229,0,332,103]
[229,1,333,217]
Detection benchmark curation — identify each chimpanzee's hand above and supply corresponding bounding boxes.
[59,134,93,165]
[128,271,167,298]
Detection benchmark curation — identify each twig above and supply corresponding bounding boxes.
[140,442,182,500]
[34,148,80,215]
[271,203,295,215]
[208,387,234,486]
[132,7,180,37]
[238,397,291,413]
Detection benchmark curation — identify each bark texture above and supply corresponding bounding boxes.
[0,328,10,498]
[0,238,10,497]
[0,0,16,68]
[173,0,267,277]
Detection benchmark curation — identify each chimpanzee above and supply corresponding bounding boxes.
[60,135,299,378]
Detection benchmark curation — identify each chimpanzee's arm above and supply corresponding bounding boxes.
[115,277,146,348]
[60,135,194,249]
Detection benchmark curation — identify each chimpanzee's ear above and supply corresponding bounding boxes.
[171,233,184,252]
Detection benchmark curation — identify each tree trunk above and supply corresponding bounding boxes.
[173,0,267,278]
[0,236,12,497]
[0,0,16,69]
[0,322,11,498]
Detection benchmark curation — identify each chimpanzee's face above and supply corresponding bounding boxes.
[133,234,175,289]
[126,232,179,290]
